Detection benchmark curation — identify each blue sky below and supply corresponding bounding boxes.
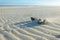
[0,0,60,6]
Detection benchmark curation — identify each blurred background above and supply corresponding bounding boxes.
[0,0,60,6]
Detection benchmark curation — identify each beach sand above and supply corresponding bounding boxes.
[0,6,60,40]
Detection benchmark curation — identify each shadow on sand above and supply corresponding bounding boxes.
[55,35,60,38]
[14,20,40,27]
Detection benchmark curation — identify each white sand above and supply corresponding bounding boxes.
[0,6,60,40]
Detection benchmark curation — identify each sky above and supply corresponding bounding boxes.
[0,0,60,6]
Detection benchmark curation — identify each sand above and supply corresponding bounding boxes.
[0,6,60,40]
